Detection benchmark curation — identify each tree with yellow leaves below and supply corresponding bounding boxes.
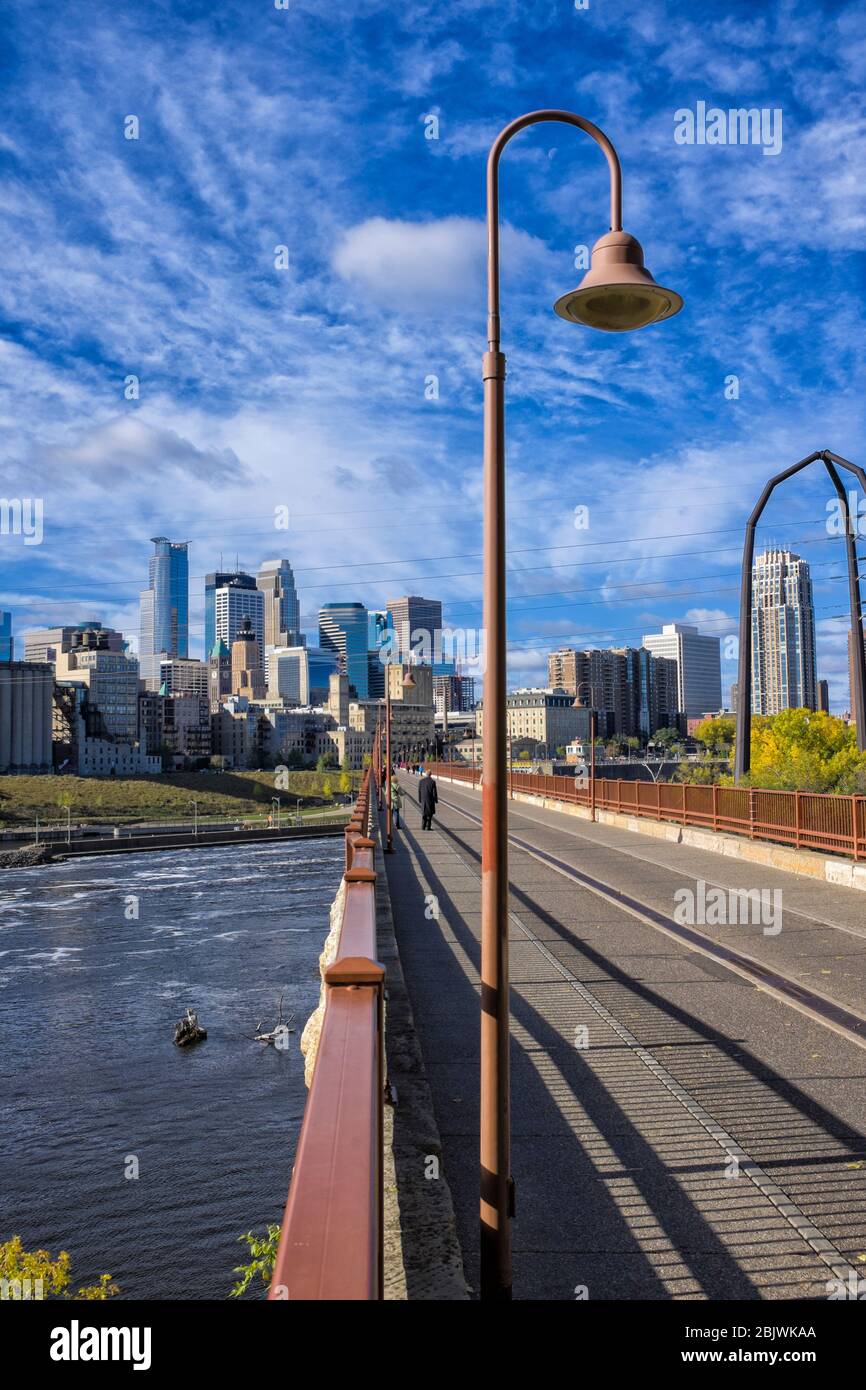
[745,709,866,793]
[0,1235,119,1300]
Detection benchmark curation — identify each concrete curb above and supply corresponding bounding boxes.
[373,812,470,1302]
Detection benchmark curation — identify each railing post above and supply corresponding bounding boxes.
[795,789,801,851]
[748,788,756,840]
[712,782,718,833]
[853,796,860,863]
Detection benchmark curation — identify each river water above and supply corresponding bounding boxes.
[0,837,343,1300]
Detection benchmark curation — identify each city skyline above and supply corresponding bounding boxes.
[3,533,857,718]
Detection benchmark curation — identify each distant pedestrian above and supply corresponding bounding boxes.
[419,771,438,831]
[392,780,403,830]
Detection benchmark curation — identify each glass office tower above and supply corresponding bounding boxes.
[319,602,369,699]
[139,537,189,686]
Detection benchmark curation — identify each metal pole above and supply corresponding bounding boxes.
[590,709,597,820]
[385,674,393,853]
[824,457,866,752]
[480,110,624,1302]
[66,806,71,845]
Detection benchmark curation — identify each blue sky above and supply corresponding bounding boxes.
[0,0,864,707]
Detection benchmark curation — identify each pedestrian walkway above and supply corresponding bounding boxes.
[383,775,866,1300]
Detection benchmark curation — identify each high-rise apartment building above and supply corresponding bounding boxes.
[642,622,722,724]
[140,537,189,687]
[547,646,678,738]
[848,622,866,721]
[257,559,301,649]
[319,602,369,698]
[749,550,817,715]
[0,611,11,662]
[205,569,256,657]
[613,647,679,737]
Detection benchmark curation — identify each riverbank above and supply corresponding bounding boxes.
[0,819,349,866]
[0,769,361,830]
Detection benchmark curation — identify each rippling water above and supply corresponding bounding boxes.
[0,838,343,1300]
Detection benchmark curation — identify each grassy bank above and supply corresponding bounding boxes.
[0,770,361,829]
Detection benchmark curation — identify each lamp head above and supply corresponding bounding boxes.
[554,231,683,333]
[402,669,416,689]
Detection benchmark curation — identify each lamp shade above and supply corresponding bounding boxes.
[554,231,683,333]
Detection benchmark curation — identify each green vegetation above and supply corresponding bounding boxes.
[687,709,866,793]
[230,1225,280,1298]
[0,769,361,830]
[0,1236,118,1299]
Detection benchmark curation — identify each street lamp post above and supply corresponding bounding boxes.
[480,109,682,1301]
[385,665,416,852]
[271,796,280,830]
[385,671,393,853]
[575,683,598,820]
[65,805,72,846]
[189,800,198,837]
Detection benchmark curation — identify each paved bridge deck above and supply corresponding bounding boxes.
[384,774,866,1301]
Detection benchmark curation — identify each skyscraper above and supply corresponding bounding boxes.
[642,623,722,724]
[750,550,817,715]
[319,602,369,698]
[0,611,12,662]
[215,583,264,653]
[140,537,189,687]
[205,569,256,658]
[386,594,455,675]
[257,559,301,649]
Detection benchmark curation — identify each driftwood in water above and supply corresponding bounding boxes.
[174,1008,207,1047]
[253,992,295,1049]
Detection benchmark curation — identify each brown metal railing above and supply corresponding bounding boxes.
[426,762,866,863]
[269,767,385,1300]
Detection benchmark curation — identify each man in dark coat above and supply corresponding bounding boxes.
[418,771,438,830]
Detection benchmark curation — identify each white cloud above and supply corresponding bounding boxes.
[332,215,551,310]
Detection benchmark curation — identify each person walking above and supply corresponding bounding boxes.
[418,769,438,831]
[392,778,403,831]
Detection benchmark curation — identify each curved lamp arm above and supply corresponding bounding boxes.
[486,109,623,351]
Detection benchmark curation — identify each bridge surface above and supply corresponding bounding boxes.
[385,773,866,1301]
